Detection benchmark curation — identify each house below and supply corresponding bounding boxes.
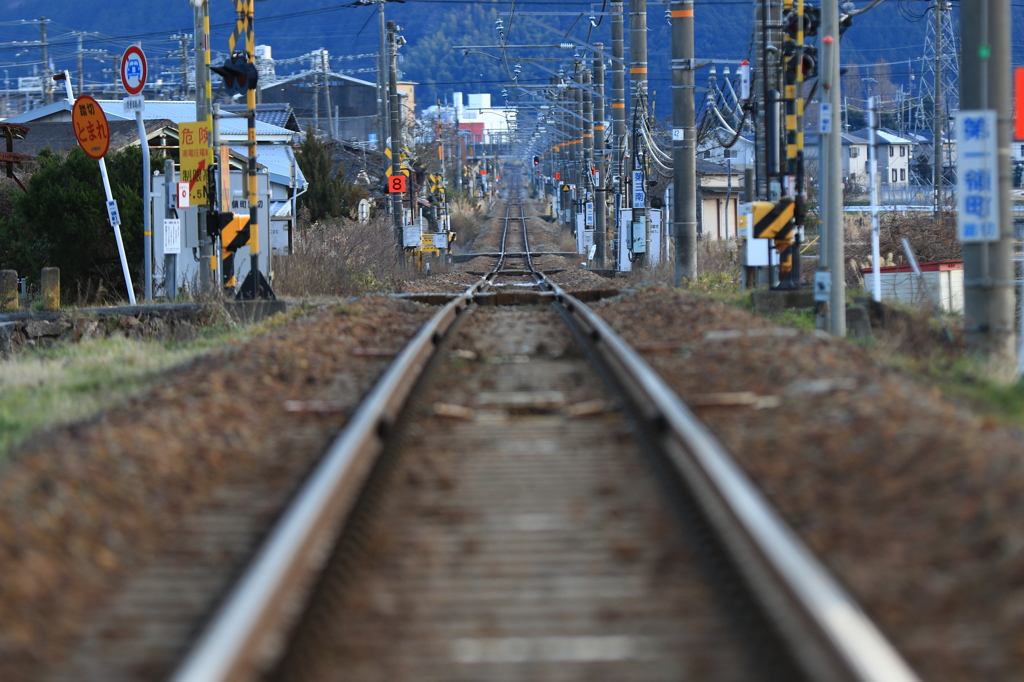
[698,135,755,169]
[661,160,745,241]
[259,70,390,144]
[6,97,308,292]
[804,133,870,189]
[848,128,914,187]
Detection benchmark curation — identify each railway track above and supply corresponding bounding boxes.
[157,183,921,682]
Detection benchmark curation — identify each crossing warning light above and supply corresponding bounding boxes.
[555,171,561,180]
[212,53,258,96]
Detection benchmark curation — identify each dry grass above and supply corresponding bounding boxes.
[845,210,961,285]
[274,216,407,298]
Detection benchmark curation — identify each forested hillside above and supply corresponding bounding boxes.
[0,1,1017,116]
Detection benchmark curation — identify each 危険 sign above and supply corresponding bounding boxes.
[955,110,1000,243]
[179,121,212,206]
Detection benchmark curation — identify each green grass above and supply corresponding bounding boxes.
[0,311,300,460]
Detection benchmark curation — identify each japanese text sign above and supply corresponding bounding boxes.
[955,110,1000,243]
[179,121,213,206]
[72,95,110,160]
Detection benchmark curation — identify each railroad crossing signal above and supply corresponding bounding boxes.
[211,53,257,96]
[750,198,795,240]
[388,174,408,193]
[384,147,411,177]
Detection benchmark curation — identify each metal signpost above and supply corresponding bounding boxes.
[72,95,136,305]
[121,45,151,300]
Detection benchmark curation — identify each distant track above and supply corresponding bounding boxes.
[159,179,922,682]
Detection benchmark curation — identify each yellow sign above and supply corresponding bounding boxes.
[421,233,435,248]
[179,121,213,206]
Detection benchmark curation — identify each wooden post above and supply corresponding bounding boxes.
[0,270,17,311]
[41,267,59,310]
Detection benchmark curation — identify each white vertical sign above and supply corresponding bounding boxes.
[632,169,645,207]
[163,218,181,255]
[955,110,1000,243]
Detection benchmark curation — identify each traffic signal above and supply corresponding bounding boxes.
[211,53,258,96]
[784,43,818,79]
[533,155,540,166]
[782,6,819,39]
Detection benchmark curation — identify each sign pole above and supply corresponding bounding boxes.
[100,156,137,305]
[73,94,135,305]
[121,45,150,300]
[138,107,151,301]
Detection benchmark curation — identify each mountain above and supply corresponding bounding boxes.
[0,1,1017,118]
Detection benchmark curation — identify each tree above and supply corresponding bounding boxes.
[0,145,161,299]
[295,128,369,222]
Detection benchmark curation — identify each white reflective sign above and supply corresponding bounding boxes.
[955,110,1000,242]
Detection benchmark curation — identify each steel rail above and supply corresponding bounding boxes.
[168,280,503,681]
[170,193,535,682]
[540,277,921,682]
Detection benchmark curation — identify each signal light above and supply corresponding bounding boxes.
[533,155,540,166]
[784,44,818,79]
[782,6,820,39]
[212,53,258,96]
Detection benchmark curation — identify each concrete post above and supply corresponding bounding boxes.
[0,270,17,311]
[41,267,59,310]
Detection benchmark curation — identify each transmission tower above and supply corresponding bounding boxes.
[915,1,959,131]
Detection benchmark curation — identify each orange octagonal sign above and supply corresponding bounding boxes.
[72,95,110,160]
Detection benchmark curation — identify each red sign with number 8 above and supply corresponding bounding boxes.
[388,174,408,193]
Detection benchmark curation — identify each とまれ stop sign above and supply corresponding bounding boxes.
[120,45,148,96]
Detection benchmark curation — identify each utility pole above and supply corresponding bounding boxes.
[932,0,944,219]
[583,68,594,252]
[388,21,404,249]
[39,18,51,105]
[593,44,607,267]
[377,1,389,158]
[574,74,584,220]
[961,0,1015,362]
[629,0,648,260]
[196,2,214,291]
[170,32,192,99]
[672,1,697,284]
[77,34,84,96]
[821,2,845,335]
[611,2,627,263]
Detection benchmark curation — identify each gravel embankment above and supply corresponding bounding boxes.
[0,297,432,680]
[594,285,1024,682]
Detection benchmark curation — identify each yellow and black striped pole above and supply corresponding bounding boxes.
[245,0,262,299]
[778,0,807,287]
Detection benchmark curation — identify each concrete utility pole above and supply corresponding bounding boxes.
[583,67,594,202]
[672,1,697,284]
[932,0,944,218]
[611,2,627,256]
[629,0,648,256]
[821,2,845,335]
[388,21,404,248]
[593,44,607,267]
[196,2,214,291]
[961,0,1015,362]
[39,18,51,105]
[378,0,389,158]
[574,74,584,214]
